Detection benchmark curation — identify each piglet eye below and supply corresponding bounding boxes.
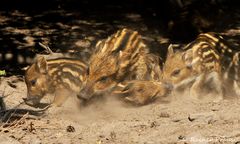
[30,79,37,86]
[171,69,180,77]
[86,67,90,75]
[99,76,108,82]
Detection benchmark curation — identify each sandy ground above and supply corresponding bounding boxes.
[1,76,240,144]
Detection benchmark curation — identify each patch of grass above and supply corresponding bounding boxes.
[0,70,6,76]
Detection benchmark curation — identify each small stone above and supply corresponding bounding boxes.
[99,135,105,138]
[66,125,75,132]
[150,121,157,128]
[178,135,186,140]
[159,112,170,118]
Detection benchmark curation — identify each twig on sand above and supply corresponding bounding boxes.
[1,113,29,130]
[38,42,71,60]
[38,42,53,54]
[0,104,50,122]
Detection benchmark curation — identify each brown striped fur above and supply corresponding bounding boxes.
[113,80,172,105]
[78,28,169,104]
[24,56,87,106]
[163,32,227,99]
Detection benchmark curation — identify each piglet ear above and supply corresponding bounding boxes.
[36,56,48,74]
[167,44,174,56]
[182,51,193,69]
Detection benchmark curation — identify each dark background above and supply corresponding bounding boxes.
[0,0,239,75]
